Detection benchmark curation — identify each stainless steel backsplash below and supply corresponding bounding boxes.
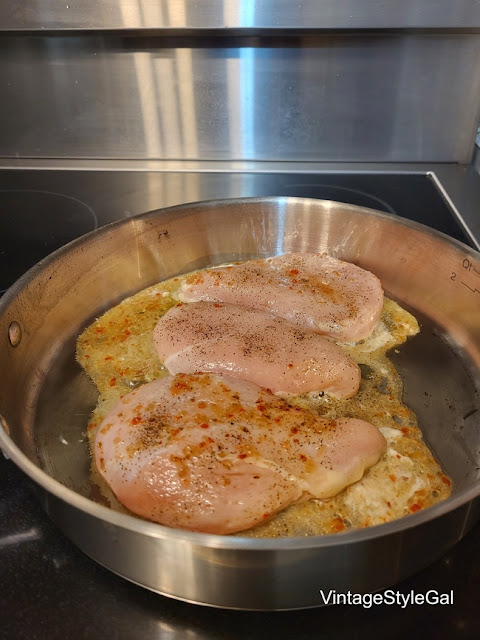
[2,1,480,30]
[1,30,480,162]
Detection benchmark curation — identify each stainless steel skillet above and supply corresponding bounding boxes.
[0,196,479,610]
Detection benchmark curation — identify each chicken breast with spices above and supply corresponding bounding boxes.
[154,301,361,398]
[179,252,384,342]
[95,372,386,534]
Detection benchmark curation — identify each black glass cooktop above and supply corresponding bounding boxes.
[0,170,475,295]
[1,168,480,639]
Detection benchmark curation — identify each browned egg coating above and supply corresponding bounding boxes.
[76,263,451,537]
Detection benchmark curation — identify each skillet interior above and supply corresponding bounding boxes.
[31,306,480,500]
[1,196,480,609]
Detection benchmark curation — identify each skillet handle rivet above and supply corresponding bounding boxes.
[8,321,22,347]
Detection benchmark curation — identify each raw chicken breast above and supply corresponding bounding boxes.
[179,252,384,342]
[154,301,360,398]
[95,373,386,534]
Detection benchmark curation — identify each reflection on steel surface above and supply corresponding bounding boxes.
[2,1,480,30]
[1,34,479,162]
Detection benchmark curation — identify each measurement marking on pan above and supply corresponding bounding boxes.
[462,258,480,276]
[461,281,480,295]
[450,258,480,293]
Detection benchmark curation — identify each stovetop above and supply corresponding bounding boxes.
[1,166,479,294]
[1,165,480,638]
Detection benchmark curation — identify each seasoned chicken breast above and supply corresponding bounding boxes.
[154,301,361,398]
[95,373,386,534]
[179,252,384,342]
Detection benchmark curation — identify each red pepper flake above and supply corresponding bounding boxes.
[289,269,299,275]
[262,513,270,520]
[299,454,307,462]
[171,381,190,395]
[401,427,410,435]
[84,354,90,359]
[213,303,224,308]
[109,377,117,387]
[257,404,266,412]
[130,416,141,425]
[288,363,294,369]
[389,474,396,482]
[410,503,422,513]
[200,423,209,429]
[238,453,248,459]
[104,356,113,361]
[95,327,105,333]
[387,501,392,508]
[331,517,345,532]
[441,475,451,486]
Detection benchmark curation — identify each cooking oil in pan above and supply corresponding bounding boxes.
[30,263,480,537]
[46,270,465,537]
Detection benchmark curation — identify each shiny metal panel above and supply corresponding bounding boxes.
[1,34,480,162]
[2,0,480,30]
